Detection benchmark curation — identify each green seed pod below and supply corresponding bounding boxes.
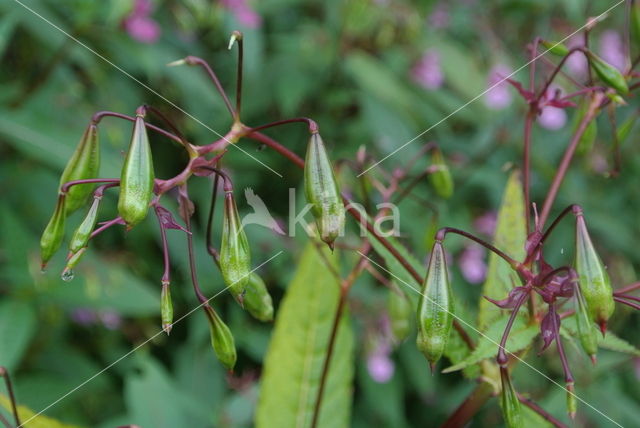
[500,368,523,428]
[416,241,453,370]
[160,282,173,335]
[574,213,614,333]
[566,383,577,420]
[243,272,274,322]
[540,39,570,57]
[204,306,236,371]
[304,132,345,250]
[220,191,251,303]
[61,247,85,281]
[118,115,155,229]
[616,115,637,146]
[574,282,598,363]
[388,285,411,343]
[429,148,454,199]
[587,52,629,95]
[60,123,100,215]
[573,99,598,156]
[68,195,101,255]
[40,195,67,268]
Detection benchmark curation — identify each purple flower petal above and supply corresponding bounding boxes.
[484,286,529,309]
[539,306,560,353]
[155,206,190,234]
[367,352,395,383]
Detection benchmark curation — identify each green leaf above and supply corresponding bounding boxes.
[0,394,83,428]
[563,316,640,356]
[520,399,554,428]
[256,243,354,428]
[0,300,37,372]
[442,316,538,373]
[478,172,527,330]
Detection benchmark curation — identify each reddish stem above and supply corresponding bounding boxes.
[616,282,640,294]
[614,296,640,311]
[523,110,534,233]
[89,217,123,239]
[244,117,319,135]
[91,111,184,145]
[518,394,568,428]
[60,178,120,194]
[497,289,530,366]
[182,56,235,118]
[439,382,494,428]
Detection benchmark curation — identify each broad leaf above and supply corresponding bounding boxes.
[478,172,526,330]
[0,300,36,372]
[0,394,82,428]
[442,316,538,373]
[256,243,354,428]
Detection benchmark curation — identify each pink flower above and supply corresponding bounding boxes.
[221,0,263,29]
[124,0,161,44]
[537,86,567,131]
[484,64,513,110]
[367,344,395,383]
[428,5,450,30]
[599,30,626,72]
[458,244,487,284]
[566,36,588,77]
[412,49,444,90]
[474,211,497,237]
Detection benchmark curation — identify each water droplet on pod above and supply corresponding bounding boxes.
[61,269,75,282]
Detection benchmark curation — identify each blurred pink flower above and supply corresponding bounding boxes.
[484,64,513,110]
[599,30,626,71]
[474,211,497,237]
[70,308,122,330]
[221,0,263,29]
[428,5,450,30]
[367,343,395,383]
[458,244,487,284]
[124,0,161,44]
[566,35,588,77]
[412,49,444,90]
[537,86,567,130]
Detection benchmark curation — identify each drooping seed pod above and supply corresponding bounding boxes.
[220,191,251,302]
[118,114,155,229]
[60,123,100,215]
[500,368,523,428]
[61,247,85,281]
[416,240,453,370]
[573,99,598,156]
[40,195,67,269]
[388,284,411,344]
[161,281,173,335]
[587,52,629,95]
[574,213,614,334]
[540,39,569,57]
[566,383,577,420]
[304,132,345,250]
[243,272,274,322]
[204,306,237,371]
[429,148,454,199]
[68,195,101,255]
[574,281,598,363]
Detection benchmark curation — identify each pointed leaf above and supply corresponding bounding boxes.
[256,244,354,428]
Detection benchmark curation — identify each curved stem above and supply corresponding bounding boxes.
[523,109,534,233]
[614,296,640,311]
[89,216,123,239]
[196,166,233,192]
[179,186,209,305]
[230,31,244,120]
[205,162,221,266]
[0,367,20,427]
[182,56,235,118]
[60,178,120,194]
[518,394,568,428]
[154,207,171,284]
[439,382,494,428]
[143,105,187,143]
[496,290,530,366]
[536,48,587,100]
[615,281,640,294]
[244,117,319,135]
[91,111,185,145]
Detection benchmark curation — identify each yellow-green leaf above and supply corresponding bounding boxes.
[256,243,354,428]
[0,394,83,428]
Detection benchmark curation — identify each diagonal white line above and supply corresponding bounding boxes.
[357,0,626,177]
[18,251,283,427]
[11,0,283,178]
[358,251,623,427]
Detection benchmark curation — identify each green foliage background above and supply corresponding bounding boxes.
[1,0,639,426]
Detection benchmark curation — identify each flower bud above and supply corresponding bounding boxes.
[388,285,411,343]
[416,241,453,370]
[118,115,155,229]
[587,52,629,95]
[220,191,251,302]
[68,195,101,255]
[204,306,236,371]
[60,123,100,214]
[500,368,523,428]
[161,281,173,335]
[429,148,454,199]
[40,195,67,268]
[574,213,614,334]
[574,281,598,363]
[304,132,345,250]
[540,40,570,57]
[243,272,274,322]
[573,99,598,156]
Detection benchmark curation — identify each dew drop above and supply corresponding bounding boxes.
[560,248,564,255]
[61,269,75,282]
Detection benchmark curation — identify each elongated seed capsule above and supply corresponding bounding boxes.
[416,240,453,371]
[573,99,598,156]
[220,191,251,303]
[118,114,155,229]
[161,281,173,335]
[540,39,569,57]
[204,306,236,371]
[68,195,101,255]
[616,115,637,146]
[587,52,629,95]
[388,284,411,343]
[566,383,577,420]
[60,123,100,215]
[500,368,523,428]
[40,195,67,269]
[574,212,614,334]
[243,272,274,322]
[304,132,345,250]
[429,148,453,199]
[574,282,598,363]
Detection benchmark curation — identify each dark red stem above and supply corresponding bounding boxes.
[497,289,530,366]
[244,117,319,135]
[182,56,235,118]
[614,296,640,311]
[518,394,568,428]
[91,111,184,145]
[0,367,20,427]
[439,382,494,428]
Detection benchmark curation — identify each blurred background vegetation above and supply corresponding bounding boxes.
[1,0,639,426]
